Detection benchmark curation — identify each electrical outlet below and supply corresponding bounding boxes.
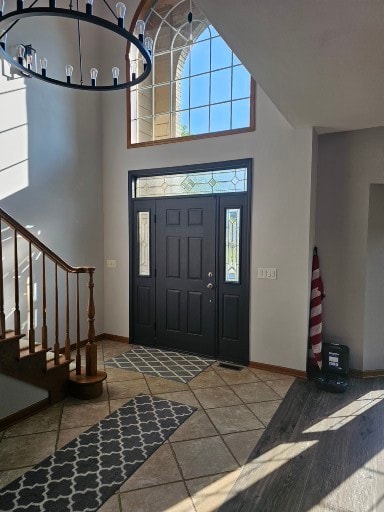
[258,267,277,279]
[106,259,116,268]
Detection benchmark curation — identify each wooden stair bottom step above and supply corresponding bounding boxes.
[68,369,107,400]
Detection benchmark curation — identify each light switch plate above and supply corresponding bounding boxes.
[258,267,277,279]
[106,259,116,268]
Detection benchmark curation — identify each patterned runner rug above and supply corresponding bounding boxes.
[105,345,215,383]
[0,395,196,512]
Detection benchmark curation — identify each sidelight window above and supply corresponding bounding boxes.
[225,208,241,283]
[138,212,151,276]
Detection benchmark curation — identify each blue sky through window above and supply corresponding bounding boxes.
[178,25,251,136]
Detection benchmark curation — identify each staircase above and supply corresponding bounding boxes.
[0,331,71,404]
[0,207,106,420]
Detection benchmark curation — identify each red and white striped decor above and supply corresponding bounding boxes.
[309,248,325,369]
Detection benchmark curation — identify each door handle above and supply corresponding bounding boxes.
[207,283,215,289]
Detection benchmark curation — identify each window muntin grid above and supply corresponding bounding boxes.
[130,0,252,144]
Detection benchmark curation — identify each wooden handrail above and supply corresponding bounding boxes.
[0,206,99,385]
[0,207,95,274]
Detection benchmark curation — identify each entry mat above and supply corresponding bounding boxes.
[105,345,216,383]
[0,395,196,512]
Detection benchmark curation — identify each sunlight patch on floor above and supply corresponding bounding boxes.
[162,496,198,512]
[250,441,318,468]
[303,394,384,433]
[219,440,318,506]
[187,469,242,512]
[305,453,380,512]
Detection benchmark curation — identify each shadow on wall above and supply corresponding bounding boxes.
[1,222,91,347]
[0,52,98,346]
[0,14,105,342]
[0,60,29,200]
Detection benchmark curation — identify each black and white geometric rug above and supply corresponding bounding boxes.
[105,345,215,383]
[0,395,196,512]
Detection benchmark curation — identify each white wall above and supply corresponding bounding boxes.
[364,185,384,370]
[102,85,315,372]
[316,127,384,371]
[0,21,104,344]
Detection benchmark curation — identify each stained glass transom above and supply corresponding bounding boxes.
[138,212,150,276]
[225,208,240,283]
[135,168,247,198]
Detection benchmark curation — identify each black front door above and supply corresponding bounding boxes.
[131,185,250,365]
[155,197,216,356]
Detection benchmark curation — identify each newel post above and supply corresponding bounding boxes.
[85,269,97,376]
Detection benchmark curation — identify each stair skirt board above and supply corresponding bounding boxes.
[0,398,50,431]
[0,374,49,421]
[0,332,105,425]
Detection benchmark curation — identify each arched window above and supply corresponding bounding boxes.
[128,0,255,146]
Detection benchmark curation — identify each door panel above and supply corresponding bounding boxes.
[188,238,203,279]
[187,291,203,334]
[217,193,249,364]
[137,286,151,326]
[166,237,181,277]
[156,197,216,356]
[132,200,156,345]
[166,289,181,331]
[222,294,240,340]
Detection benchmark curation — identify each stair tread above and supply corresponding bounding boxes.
[46,351,65,362]
[0,331,25,343]
[46,358,73,371]
[19,345,49,359]
[19,339,41,351]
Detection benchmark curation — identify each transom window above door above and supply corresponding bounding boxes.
[128,0,255,147]
[133,166,248,198]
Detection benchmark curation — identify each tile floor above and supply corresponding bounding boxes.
[0,340,295,512]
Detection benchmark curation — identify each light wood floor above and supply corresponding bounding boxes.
[220,377,384,512]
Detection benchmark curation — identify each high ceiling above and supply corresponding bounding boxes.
[195,0,384,132]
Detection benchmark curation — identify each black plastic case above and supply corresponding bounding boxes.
[314,342,350,393]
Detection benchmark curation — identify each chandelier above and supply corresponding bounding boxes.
[0,0,152,91]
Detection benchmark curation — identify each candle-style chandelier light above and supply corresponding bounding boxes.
[0,0,153,91]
